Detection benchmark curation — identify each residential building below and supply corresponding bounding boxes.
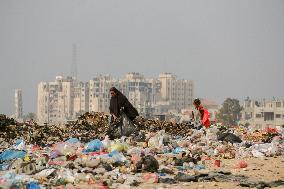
[158,73,194,112]
[89,75,118,112]
[73,81,89,117]
[37,76,76,124]
[241,98,284,129]
[120,72,157,116]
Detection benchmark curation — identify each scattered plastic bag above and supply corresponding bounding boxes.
[194,164,205,170]
[0,150,26,162]
[66,138,80,144]
[34,169,56,180]
[102,135,111,150]
[251,149,265,158]
[26,182,40,189]
[143,173,158,183]
[0,163,10,171]
[251,142,280,157]
[148,132,165,148]
[54,142,77,156]
[13,139,25,150]
[85,139,104,152]
[235,160,248,168]
[108,150,127,163]
[50,150,61,159]
[172,147,185,154]
[110,143,128,152]
[57,168,75,183]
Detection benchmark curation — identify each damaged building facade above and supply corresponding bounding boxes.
[37,73,194,124]
[241,98,284,129]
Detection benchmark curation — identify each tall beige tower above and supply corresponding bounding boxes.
[37,76,77,124]
[158,73,194,110]
[89,75,117,113]
[15,89,23,120]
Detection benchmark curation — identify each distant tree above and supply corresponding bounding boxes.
[216,98,243,126]
[23,112,36,121]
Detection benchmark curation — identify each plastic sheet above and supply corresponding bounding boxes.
[0,150,26,162]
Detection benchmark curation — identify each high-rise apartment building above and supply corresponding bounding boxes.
[15,89,23,120]
[89,75,118,112]
[121,72,159,116]
[73,81,89,117]
[37,76,85,124]
[158,73,194,111]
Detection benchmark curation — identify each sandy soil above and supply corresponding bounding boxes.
[43,155,284,189]
[135,155,284,189]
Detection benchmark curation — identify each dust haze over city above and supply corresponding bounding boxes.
[0,0,284,116]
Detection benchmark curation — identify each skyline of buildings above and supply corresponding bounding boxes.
[11,73,284,129]
[36,72,194,124]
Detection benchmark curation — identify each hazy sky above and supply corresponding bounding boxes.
[0,0,283,115]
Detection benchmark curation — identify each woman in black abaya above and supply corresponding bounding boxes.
[109,87,139,121]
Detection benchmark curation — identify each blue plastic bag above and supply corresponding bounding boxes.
[0,163,10,170]
[85,139,103,152]
[108,150,127,163]
[66,138,79,144]
[26,182,41,189]
[13,139,25,150]
[172,147,185,154]
[0,150,26,162]
[194,164,205,170]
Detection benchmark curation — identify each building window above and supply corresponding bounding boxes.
[276,102,281,107]
[264,112,274,121]
[276,114,281,118]
[256,114,261,118]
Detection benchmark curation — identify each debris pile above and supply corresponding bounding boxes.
[0,112,194,146]
[133,116,194,136]
[0,112,283,188]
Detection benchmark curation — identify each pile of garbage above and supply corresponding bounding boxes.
[243,127,280,143]
[0,112,194,147]
[0,113,284,188]
[0,114,16,129]
[133,116,194,136]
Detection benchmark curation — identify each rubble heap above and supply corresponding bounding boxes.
[133,116,194,136]
[0,113,283,188]
[0,112,194,146]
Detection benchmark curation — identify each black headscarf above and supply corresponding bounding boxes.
[109,87,139,120]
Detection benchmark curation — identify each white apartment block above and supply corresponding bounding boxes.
[37,76,88,124]
[158,73,194,112]
[241,98,284,129]
[89,75,118,113]
[15,89,23,120]
[121,73,160,116]
[73,82,89,117]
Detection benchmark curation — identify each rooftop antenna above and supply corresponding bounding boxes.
[71,43,78,79]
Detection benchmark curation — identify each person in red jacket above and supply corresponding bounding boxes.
[193,98,211,129]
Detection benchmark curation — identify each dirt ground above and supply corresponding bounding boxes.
[52,155,284,189]
[135,155,284,189]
